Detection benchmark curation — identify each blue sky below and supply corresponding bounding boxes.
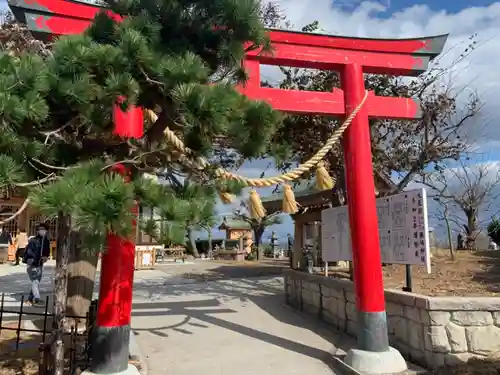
[337,0,495,14]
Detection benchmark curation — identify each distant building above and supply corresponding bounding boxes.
[218,217,253,253]
[0,186,161,261]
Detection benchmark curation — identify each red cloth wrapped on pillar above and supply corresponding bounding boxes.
[89,100,143,374]
[113,97,144,139]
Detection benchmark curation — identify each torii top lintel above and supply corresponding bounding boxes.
[8,0,448,119]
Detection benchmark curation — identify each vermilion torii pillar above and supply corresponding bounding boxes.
[8,0,447,373]
[239,31,447,372]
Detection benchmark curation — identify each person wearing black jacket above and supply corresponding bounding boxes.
[0,225,13,245]
[23,223,50,306]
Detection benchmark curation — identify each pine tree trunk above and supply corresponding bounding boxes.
[52,213,70,375]
[65,231,98,329]
[186,226,200,258]
[207,230,212,258]
[253,226,264,260]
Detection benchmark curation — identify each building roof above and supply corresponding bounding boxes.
[261,171,396,212]
[261,180,322,203]
[218,217,251,230]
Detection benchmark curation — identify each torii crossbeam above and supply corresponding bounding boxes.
[8,0,447,373]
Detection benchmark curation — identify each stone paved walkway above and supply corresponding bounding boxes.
[131,276,352,375]
[0,260,199,320]
[0,260,353,374]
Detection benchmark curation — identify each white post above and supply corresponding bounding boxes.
[324,261,329,277]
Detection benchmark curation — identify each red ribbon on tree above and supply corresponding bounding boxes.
[113,97,144,139]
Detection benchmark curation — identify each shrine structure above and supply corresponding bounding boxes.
[261,172,396,267]
[7,0,448,373]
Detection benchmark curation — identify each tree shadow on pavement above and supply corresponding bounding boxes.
[177,262,289,281]
[131,275,353,372]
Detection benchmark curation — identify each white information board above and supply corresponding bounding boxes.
[321,188,431,273]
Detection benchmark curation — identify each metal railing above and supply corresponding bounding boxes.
[0,293,97,375]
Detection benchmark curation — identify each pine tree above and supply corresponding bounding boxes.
[0,1,285,373]
[234,201,283,259]
[141,181,220,258]
[0,0,284,251]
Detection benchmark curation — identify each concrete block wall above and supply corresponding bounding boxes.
[284,270,500,369]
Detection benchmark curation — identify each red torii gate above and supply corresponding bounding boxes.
[241,31,446,373]
[8,0,447,373]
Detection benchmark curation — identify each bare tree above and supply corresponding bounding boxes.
[0,10,52,57]
[424,159,500,249]
[431,197,456,259]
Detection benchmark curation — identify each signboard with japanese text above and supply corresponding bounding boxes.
[321,188,431,273]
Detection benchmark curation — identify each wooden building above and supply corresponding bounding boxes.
[0,188,55,261]
[261,172,396,268]
[218,217,253,253]
[1,189,160,261]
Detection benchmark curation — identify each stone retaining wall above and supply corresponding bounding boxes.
[284,269,500,369]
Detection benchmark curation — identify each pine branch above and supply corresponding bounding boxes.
[1,0,285,251]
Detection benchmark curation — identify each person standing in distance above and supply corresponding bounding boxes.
[14,228,29,266]
[23,223,50,306]
[0,225,13,263]
[287,233,294,268]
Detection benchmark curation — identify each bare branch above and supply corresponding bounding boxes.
[41,122,73,145]
[139,65,164,87]
[233,210,253,225]
[32,158,71,171]
[424,159,500,248]
[0,199,29,225]
[15,174,58,187]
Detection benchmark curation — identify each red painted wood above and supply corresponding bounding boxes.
[96,164,137,327]
[22,12,428,75]
[12,0,445,58]
[29,13,89,34]
[242,60,260,91]
[18,0,121,21]
[240,87,420,118]
[246,45,428,75]
[341,63,385,313]
[267,29,445,55]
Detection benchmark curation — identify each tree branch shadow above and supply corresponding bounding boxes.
[130,275,353,372]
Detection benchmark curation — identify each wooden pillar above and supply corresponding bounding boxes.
[18,203,28,231]
[292,215,303,269]
[341,63,388,353]
[313,221,320,266]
